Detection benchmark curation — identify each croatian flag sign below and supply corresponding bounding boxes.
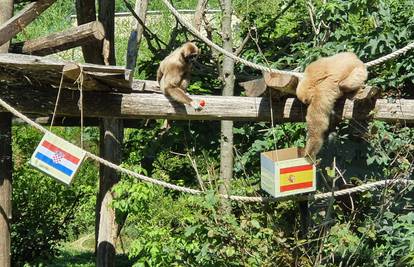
[30,133,86,185]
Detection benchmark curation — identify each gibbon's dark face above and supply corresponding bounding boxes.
[182,42,199,63]
[185,52,198,63]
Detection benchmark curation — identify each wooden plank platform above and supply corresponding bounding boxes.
[0,53,132,92]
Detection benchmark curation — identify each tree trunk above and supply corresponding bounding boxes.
[0,1,13,266]
[219,0,235,212]
[194,0,208,31]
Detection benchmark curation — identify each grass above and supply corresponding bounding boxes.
[24,248,132,267]
[22,234,134,267]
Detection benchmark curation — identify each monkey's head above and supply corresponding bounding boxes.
[181,42,199,64]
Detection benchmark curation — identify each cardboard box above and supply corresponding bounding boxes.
[261,147,316,198]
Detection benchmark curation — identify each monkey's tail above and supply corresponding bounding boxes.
[165,87,193,105]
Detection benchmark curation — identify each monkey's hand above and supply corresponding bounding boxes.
[190,100,206,111]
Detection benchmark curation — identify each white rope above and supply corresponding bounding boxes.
[365,42,414,67]
[0,96,412,202]
[160,0,414,73]
[159,0,304,78]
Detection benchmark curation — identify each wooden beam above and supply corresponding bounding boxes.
[76,0,103,64]
[0,113,12,267]
[126,0,148,72]
[239,78,267,97]
[263,71,298,95]
[0,87,413,123]
[0,53,132,92]
[97,118,122,267]
[0,2,13,266]
[9,21,105,56]
[239,72,298,97]
[96,1,120,266]
[0,0,58,47]
[13,116,144,128]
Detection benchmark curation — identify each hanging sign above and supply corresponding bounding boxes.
[30,132,86,185]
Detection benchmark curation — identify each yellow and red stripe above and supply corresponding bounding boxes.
[279,164,313,192]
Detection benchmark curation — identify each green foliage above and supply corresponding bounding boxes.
[11,126,98,265]
[10,0,414,266]
[113,189,309,266]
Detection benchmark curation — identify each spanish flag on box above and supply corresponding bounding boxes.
[261,147,316,198]
[30,133,86,185]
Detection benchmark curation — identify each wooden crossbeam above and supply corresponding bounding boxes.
[0,86,412,123]
[239,72,299,97]
[9,21,105,56]
[0,0,58,47]
[0,53,132,92]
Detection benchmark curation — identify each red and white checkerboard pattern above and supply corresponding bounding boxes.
[52,151,64,164]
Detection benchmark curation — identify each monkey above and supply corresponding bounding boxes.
[157,42,204,110]
[296,52,368,161]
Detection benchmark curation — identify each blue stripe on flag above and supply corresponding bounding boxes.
[35,152,73,176]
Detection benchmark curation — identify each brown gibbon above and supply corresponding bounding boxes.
[296,52,368,160]
[157,42,204,110]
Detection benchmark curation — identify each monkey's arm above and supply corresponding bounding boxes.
[164,86,194,105]
[156,67,163,83]
[180,71,191,90]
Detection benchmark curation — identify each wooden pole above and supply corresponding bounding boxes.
[97,119,123,267]
[9,21,105,56]
[0,113,12,267]
[0,1,13,266]
[76,0,104,64]
[126,0,148,72]
[96,1,122,266]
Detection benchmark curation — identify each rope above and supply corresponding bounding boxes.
[365,42,414,67]
[160,0,414,74]
[159,0,304,78]
[0,96,412,202]
[49,72,65,130]
[76,67,84,148]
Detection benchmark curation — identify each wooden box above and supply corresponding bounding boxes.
[260,147,316,198]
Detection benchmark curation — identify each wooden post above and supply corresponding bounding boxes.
[96,1,123,266]
[97,119,123,267]
[0,1,13,266]
[126,0,148,72]
[76,0,104,64]
[10,21,105,56]
[0,113,12,267]
[218,0,235,211]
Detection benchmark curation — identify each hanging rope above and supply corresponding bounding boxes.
[159,0,303,78]
[365,42,414,67]
[159,0,414,73]
[0,96,412,203]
